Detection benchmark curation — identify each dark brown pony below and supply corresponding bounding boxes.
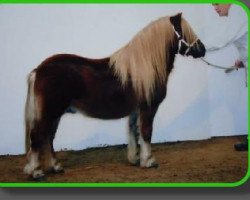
[24,13,205,179]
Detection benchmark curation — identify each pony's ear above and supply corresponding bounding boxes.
[170,12,182,26]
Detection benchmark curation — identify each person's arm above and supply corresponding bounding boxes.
[203,5,248,51]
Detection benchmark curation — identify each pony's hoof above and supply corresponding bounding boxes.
[32,175,46,182]
[149,162,159,168]
[130,159,140,166]
[53,168,65,174]
[141,157,158,168]
[47,167,65,174]
[53,163,65,174]
[31,170,45,181]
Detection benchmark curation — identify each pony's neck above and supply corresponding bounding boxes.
[165,41,178,76]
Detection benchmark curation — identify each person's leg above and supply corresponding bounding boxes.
[234,137,248,151]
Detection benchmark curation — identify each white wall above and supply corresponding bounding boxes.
[0,4,247,155]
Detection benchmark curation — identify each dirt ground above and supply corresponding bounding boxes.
[0,136,248,183]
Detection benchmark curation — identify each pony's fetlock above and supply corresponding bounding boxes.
[32,169,45,180]
[49,157,64,173]
[128,156,140,166]
[140,156,158,168]
[53,163,64,173]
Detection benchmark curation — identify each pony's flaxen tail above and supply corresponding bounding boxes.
[24,71,38,153]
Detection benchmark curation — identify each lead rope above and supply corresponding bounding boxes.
[172,25,247,87]
[200,58,247,87]
[244,64,248,87]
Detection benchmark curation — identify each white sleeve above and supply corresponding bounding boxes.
[202,5,248,51]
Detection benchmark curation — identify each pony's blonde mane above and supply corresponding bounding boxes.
[181,17,198,44]
[109,15,197,104]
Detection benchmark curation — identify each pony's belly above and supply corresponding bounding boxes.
[72,94,137,120]
[73,102,136,119]
[78,107,132,119]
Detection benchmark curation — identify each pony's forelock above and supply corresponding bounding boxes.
[181,17,198,44]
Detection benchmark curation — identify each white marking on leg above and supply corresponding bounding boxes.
[54,163,63,172]
[140,136,150,165]
[23,149,39,175]
[137,112,158,168]
[32,169,45,179]
[139,136,157,168]
[50,157,64,172]
[50,157,56,167]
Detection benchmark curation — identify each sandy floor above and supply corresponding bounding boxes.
[0,136,248,183]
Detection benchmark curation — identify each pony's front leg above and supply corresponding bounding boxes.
[127,111,140,165]
[139,107,159,168]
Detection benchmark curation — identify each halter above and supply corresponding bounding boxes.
[172,25,199,56]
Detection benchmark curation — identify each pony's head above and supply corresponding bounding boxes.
[170,13,206,58]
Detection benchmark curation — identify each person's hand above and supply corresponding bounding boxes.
[234,59,244,69]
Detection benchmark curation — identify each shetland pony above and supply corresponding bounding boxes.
[24,13,205,179]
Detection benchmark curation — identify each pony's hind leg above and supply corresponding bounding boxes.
[24,117,63,179]
[24,120,49,180]
[48,118,64,174]
[138,107,159,168]
[127,111,140,165]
